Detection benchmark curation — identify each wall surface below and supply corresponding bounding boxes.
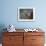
[0,0,46,30]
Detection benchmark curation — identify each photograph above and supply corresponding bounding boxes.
[18,7,35,21]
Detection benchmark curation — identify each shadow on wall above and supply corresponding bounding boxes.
[0,24,7,43]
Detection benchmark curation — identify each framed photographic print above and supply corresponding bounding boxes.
[18,7,35,21]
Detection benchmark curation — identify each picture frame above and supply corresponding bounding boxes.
[18,7,35,21]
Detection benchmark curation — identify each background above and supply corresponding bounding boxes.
[0,0,46,44]
[0,0,46,29]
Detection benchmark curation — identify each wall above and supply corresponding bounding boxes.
[0,0,46,30]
